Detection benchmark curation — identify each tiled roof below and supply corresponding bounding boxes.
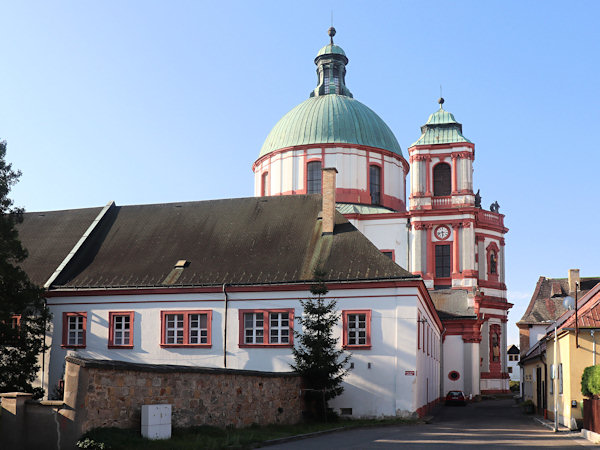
[17,195,415,290]
[17,207,103,286]
[559,283,600,329]
[518,276,600,325]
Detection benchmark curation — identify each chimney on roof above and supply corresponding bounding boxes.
[322,167,338,235]
[568,268,580,294]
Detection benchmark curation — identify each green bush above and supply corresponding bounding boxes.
[581,365,600,398]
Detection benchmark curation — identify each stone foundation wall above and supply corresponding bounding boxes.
[64,356,303,433]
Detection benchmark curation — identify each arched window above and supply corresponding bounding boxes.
[307,161,322,194]
[369,165,381,205]
[433,163,451,196]
[261,172,269,196]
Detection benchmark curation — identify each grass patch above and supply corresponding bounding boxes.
[79,417,416,449]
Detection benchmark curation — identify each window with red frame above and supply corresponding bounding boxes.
[108,311,134,348]
[307,161,322,194]
[161,310,212,347]
[62,312,87,348]
[239,309,294,347]
[342,310,371,349]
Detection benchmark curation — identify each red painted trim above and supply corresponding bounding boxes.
[160,310,212,348]
[408,142,475,153]
[480,372,510,379]
[479,299,513,310]
[46,279,427,297]
[238,309,294,348]
[108,311,134,349]
[253,143,410,174]
[478,279,506,290]
[443,317,482,342]
[342,309,372,349]
[485,242,500,283]
[61,312,87,348]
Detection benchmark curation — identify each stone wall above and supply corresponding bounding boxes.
[63,356,303,433]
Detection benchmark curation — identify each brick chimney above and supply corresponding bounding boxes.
[321,167,338,235]
[568,268,580,294]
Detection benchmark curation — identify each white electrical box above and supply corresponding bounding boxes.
[141,404,172,440]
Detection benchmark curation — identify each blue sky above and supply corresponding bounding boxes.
[1,1,599,346]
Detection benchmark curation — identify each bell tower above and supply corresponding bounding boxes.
[408,98,478,289]
[408,99,511,395]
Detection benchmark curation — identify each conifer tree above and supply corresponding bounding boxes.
[291,272,350,419]
[0,140,49,397]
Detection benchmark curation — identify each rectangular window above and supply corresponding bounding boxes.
[239,309,294,348]
[62,312,87,348]
[369,165,381,205]
[108,311,134,348]
[342,310,371,349]
[559,363,563,395]
[307,161,322,194]
[381,250,394,260]
[160,310,212,347]
[508,367,513,373]
[435,245,451,278]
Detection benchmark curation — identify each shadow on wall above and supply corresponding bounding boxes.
[0,392,78,450]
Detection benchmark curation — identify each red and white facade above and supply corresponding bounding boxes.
[253,105,511,395]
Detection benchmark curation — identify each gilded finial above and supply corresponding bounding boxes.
[328,26,336,45]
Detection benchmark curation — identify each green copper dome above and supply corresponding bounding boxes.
[316,44,346,58]
[410,99,471,147]
[259,94,403,157]
[259,28,402,158]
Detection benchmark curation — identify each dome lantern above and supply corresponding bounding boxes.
[310,28,353,98]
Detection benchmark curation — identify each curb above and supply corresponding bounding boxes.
[533,416,571,432]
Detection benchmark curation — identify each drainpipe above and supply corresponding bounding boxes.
[223,284,229,368]
[554,325,558,432]
[592,330,596,366]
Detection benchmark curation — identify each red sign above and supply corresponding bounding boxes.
[405,370,415,376]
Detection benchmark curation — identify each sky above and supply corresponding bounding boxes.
[1,1,599,347]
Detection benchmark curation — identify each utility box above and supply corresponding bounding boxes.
[141,404,172,440]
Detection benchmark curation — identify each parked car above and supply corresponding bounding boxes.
[445,390,467,406]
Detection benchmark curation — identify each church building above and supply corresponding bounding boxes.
[252,28,511,395]
[20,28,511,420]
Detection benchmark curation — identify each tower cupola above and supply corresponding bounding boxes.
[310,27,353,98]
[411,98,471,147]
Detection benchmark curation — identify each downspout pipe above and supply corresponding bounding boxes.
[223,283,229,368]
[554,325,558,432]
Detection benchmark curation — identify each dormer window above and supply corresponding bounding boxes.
[433,163,451,196]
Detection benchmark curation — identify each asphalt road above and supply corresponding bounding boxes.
[266,399,598,449]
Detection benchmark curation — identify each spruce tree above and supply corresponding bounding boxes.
[0,140,49,397]
[291,273,350,420]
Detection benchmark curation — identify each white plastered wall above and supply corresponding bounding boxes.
[45,285,429,418]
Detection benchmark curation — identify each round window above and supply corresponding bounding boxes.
[448,370,460,381]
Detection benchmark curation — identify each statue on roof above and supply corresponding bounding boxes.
[474,189,481,208]
[490,201,500,213]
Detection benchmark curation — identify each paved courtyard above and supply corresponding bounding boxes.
[267,398,598,449]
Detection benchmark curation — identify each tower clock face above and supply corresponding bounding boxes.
[435,225,450,240]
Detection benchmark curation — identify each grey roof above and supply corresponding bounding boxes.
[518,276,600,325]
[17,207,103,286]
[17,195,415,290]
